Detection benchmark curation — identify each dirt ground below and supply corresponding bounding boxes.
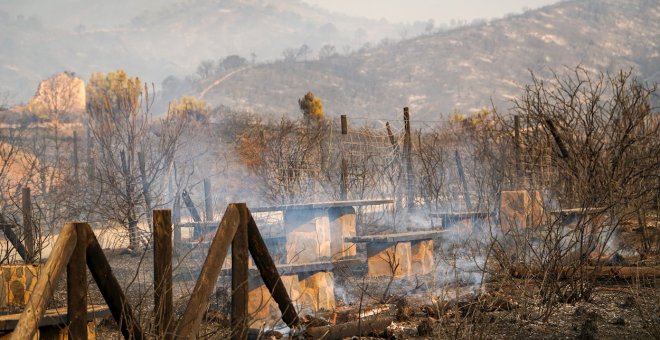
[22,221,659,339]
[73,247,660,340]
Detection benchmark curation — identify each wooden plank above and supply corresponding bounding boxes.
[220,259,362,276]
[0,305,111,331]
[345,230,446,243]
[246,210,300,328]
[429,211,494,219]
[0,213,29,262]
[67,223,88,340]
[271,259,360,276]
[231,204,249,340]
[10,222,77,340]
[549,207,605,215]
[181,190,202,223]
[545,119,570,159]
[153,210,173,340]
[251,199,394,213]
[84,224,144,340]
[175,204,240,339]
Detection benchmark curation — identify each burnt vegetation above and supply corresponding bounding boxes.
[0,64,659,339]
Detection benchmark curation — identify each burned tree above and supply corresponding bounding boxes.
[86,70,186,249]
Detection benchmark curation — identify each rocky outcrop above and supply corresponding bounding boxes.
[27,72,86,116]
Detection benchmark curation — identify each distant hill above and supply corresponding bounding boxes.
[197,0,660,122]
[0,0,407,103]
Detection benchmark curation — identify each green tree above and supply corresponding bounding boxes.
[298,91,324,121]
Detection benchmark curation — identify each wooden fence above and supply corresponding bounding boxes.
[3,203,300,340]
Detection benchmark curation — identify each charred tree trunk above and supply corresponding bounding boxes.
[121,150,139,249]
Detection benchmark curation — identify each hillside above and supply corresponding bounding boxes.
[0,0,405,103]
[198,0,660,121]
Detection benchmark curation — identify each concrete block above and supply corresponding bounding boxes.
[366,242,412,277]
[500,190,544,231]
[284,209,330,263]
[248,274,300,325]
[328,207,357,260]
[411,239,434,275]
[0,264,39,309]
[298,271,335,313]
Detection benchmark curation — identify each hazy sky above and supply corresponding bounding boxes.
[301,0,563,24]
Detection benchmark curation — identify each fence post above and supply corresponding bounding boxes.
[154,210,173,340]
[340,115,348,200]
[86,128,95,182]
[514,115,521,186]
[454,150,473,211]
[22,187,34,262]
[73,131,80,192]
[203,179,213,222]
[231,204,249,340]
[403,108,414,211]
[67,222,88,340]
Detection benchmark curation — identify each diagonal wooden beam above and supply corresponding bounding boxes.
[83,224,145,340]
[246,209,301,329]
[0,213,29,262]
[175,204,240,339]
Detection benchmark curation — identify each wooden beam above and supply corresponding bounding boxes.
[175,204,240,339]
[251,199,394,213]
[0,214,29,262]
[73,131,80,191]
[429,211,494,219]
[340,115,348,200]
[267,259,360,276]
[0,305,110,332]
[10,222,77,340]
[544,119,570,159]
[345,230,446,243]
[153,210,173,340]
[231,204,249,340]
[454,151,472,212]
[84,224,144,340]
[67,223,88,340]
[203,179,213,221]
[403,107,414,211]
[21,187,34,262]
[181,189,202,223]
[246,210,300,328]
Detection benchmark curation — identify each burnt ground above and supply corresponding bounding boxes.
[37,224,659,339]
[46,248,659,340]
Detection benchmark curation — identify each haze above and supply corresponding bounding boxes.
[301,0,563,24]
